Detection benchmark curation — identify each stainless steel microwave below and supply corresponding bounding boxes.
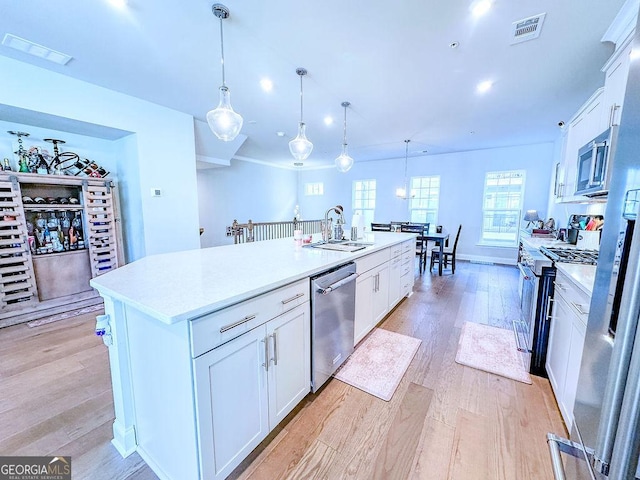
[575,126,617,197]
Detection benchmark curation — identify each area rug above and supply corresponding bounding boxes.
[455,322,532,384]
[334,328,421,401]
[27,304,104,328]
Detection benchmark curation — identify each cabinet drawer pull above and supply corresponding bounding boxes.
[281,292,304,305]
[570,301,589,316]
[219,314,257,333]
[271,333,278,366]
[262,337,269,371]
[554,282,567,291]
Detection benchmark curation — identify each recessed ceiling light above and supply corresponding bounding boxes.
[470,0,492,17]
[2,34,72,65]
[449,41,459,49]
[476,80,493,94]
[260,78,273,92]
[276,131,286,137]
[324,116,333,126]
[107,0,128,8]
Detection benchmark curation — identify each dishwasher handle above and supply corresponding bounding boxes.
[317,272,358,295]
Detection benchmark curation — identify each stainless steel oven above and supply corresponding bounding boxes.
[514,241,555,377]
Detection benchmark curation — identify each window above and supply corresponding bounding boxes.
[481,170,525,245]
[352,179,376,228]
[409,176,440,225]
[304,182,324,196]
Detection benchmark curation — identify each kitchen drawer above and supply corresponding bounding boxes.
[390,244,403,258]
[554,271,590,325]
[190,278,309,357]
[401,262,411,276]
[355,247,390,273]
[402,240,413,253]
[400,271,412,297]
[402,250,413,265]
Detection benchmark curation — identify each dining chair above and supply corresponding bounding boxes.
[400,224,427,273]
[390,221,409,232]
[430,224,462,274]
[370,223,392,232]
[409,222,430,234]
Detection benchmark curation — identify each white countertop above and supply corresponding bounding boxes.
[90,232,414,324]
[556,263,597,296]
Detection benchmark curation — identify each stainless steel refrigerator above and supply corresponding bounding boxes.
[547,11,640,480]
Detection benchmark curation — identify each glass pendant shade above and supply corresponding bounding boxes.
[335,145,354,173]
[396,139,414,199]
[208,4,242,142]
[207,86,243,141]
[335,101,354,173]
[289,122,313,161]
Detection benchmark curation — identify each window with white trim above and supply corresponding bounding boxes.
[352,179,376,228]
[409,176,440,226]
[481,170,525,245]
[304,182,324,196]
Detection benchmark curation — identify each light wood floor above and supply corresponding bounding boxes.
[0,261,567,479]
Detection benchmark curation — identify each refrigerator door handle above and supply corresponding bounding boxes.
[546,433,597,480]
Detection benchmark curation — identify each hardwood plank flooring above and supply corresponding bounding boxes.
[0,260,567,479]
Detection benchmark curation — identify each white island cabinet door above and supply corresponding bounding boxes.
[194,325,269,480]
[372,263,390,325]
[547,296,571,397]
[267,303,310,426]
[354,273,374,345]
[388,255,402,309]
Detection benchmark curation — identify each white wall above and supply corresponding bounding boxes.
[297,142,556,264]
[197,160,297,247]
[0,56,200,261]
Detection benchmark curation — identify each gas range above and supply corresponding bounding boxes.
[540,246,599,266]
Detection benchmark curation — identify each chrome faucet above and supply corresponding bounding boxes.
[322,205,344,242]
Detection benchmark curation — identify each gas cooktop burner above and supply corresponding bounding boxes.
[540,246,599,265]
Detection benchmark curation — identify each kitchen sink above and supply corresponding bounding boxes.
[303,240,374,252]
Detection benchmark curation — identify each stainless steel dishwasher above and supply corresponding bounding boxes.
[310,262,358,392]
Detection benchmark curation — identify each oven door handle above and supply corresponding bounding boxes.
[512,320,532,353]
[517,262,534,280]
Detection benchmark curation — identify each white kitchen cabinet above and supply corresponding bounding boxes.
[388,254,402,308]
[601,39,632,128]
[372,262,390,324]
[194,302,309,480]
[354,248,390,345]
[556,88,604,203]
[546,270,589,430]
[400,240,415,298]
[266,304,310,426]
[354,262,389,345]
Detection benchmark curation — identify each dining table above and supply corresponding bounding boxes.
[419,230,450,276]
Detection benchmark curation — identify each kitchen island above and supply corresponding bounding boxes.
[90,232,415,480]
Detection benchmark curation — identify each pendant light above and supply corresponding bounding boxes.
[395,140,415,199]
[289,68,313,161]
[335,101,354,173]
[206,3,243,142]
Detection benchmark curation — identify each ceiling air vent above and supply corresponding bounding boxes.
[510,13,546,45]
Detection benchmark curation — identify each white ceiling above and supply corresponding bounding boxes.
[0,0,629,169]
